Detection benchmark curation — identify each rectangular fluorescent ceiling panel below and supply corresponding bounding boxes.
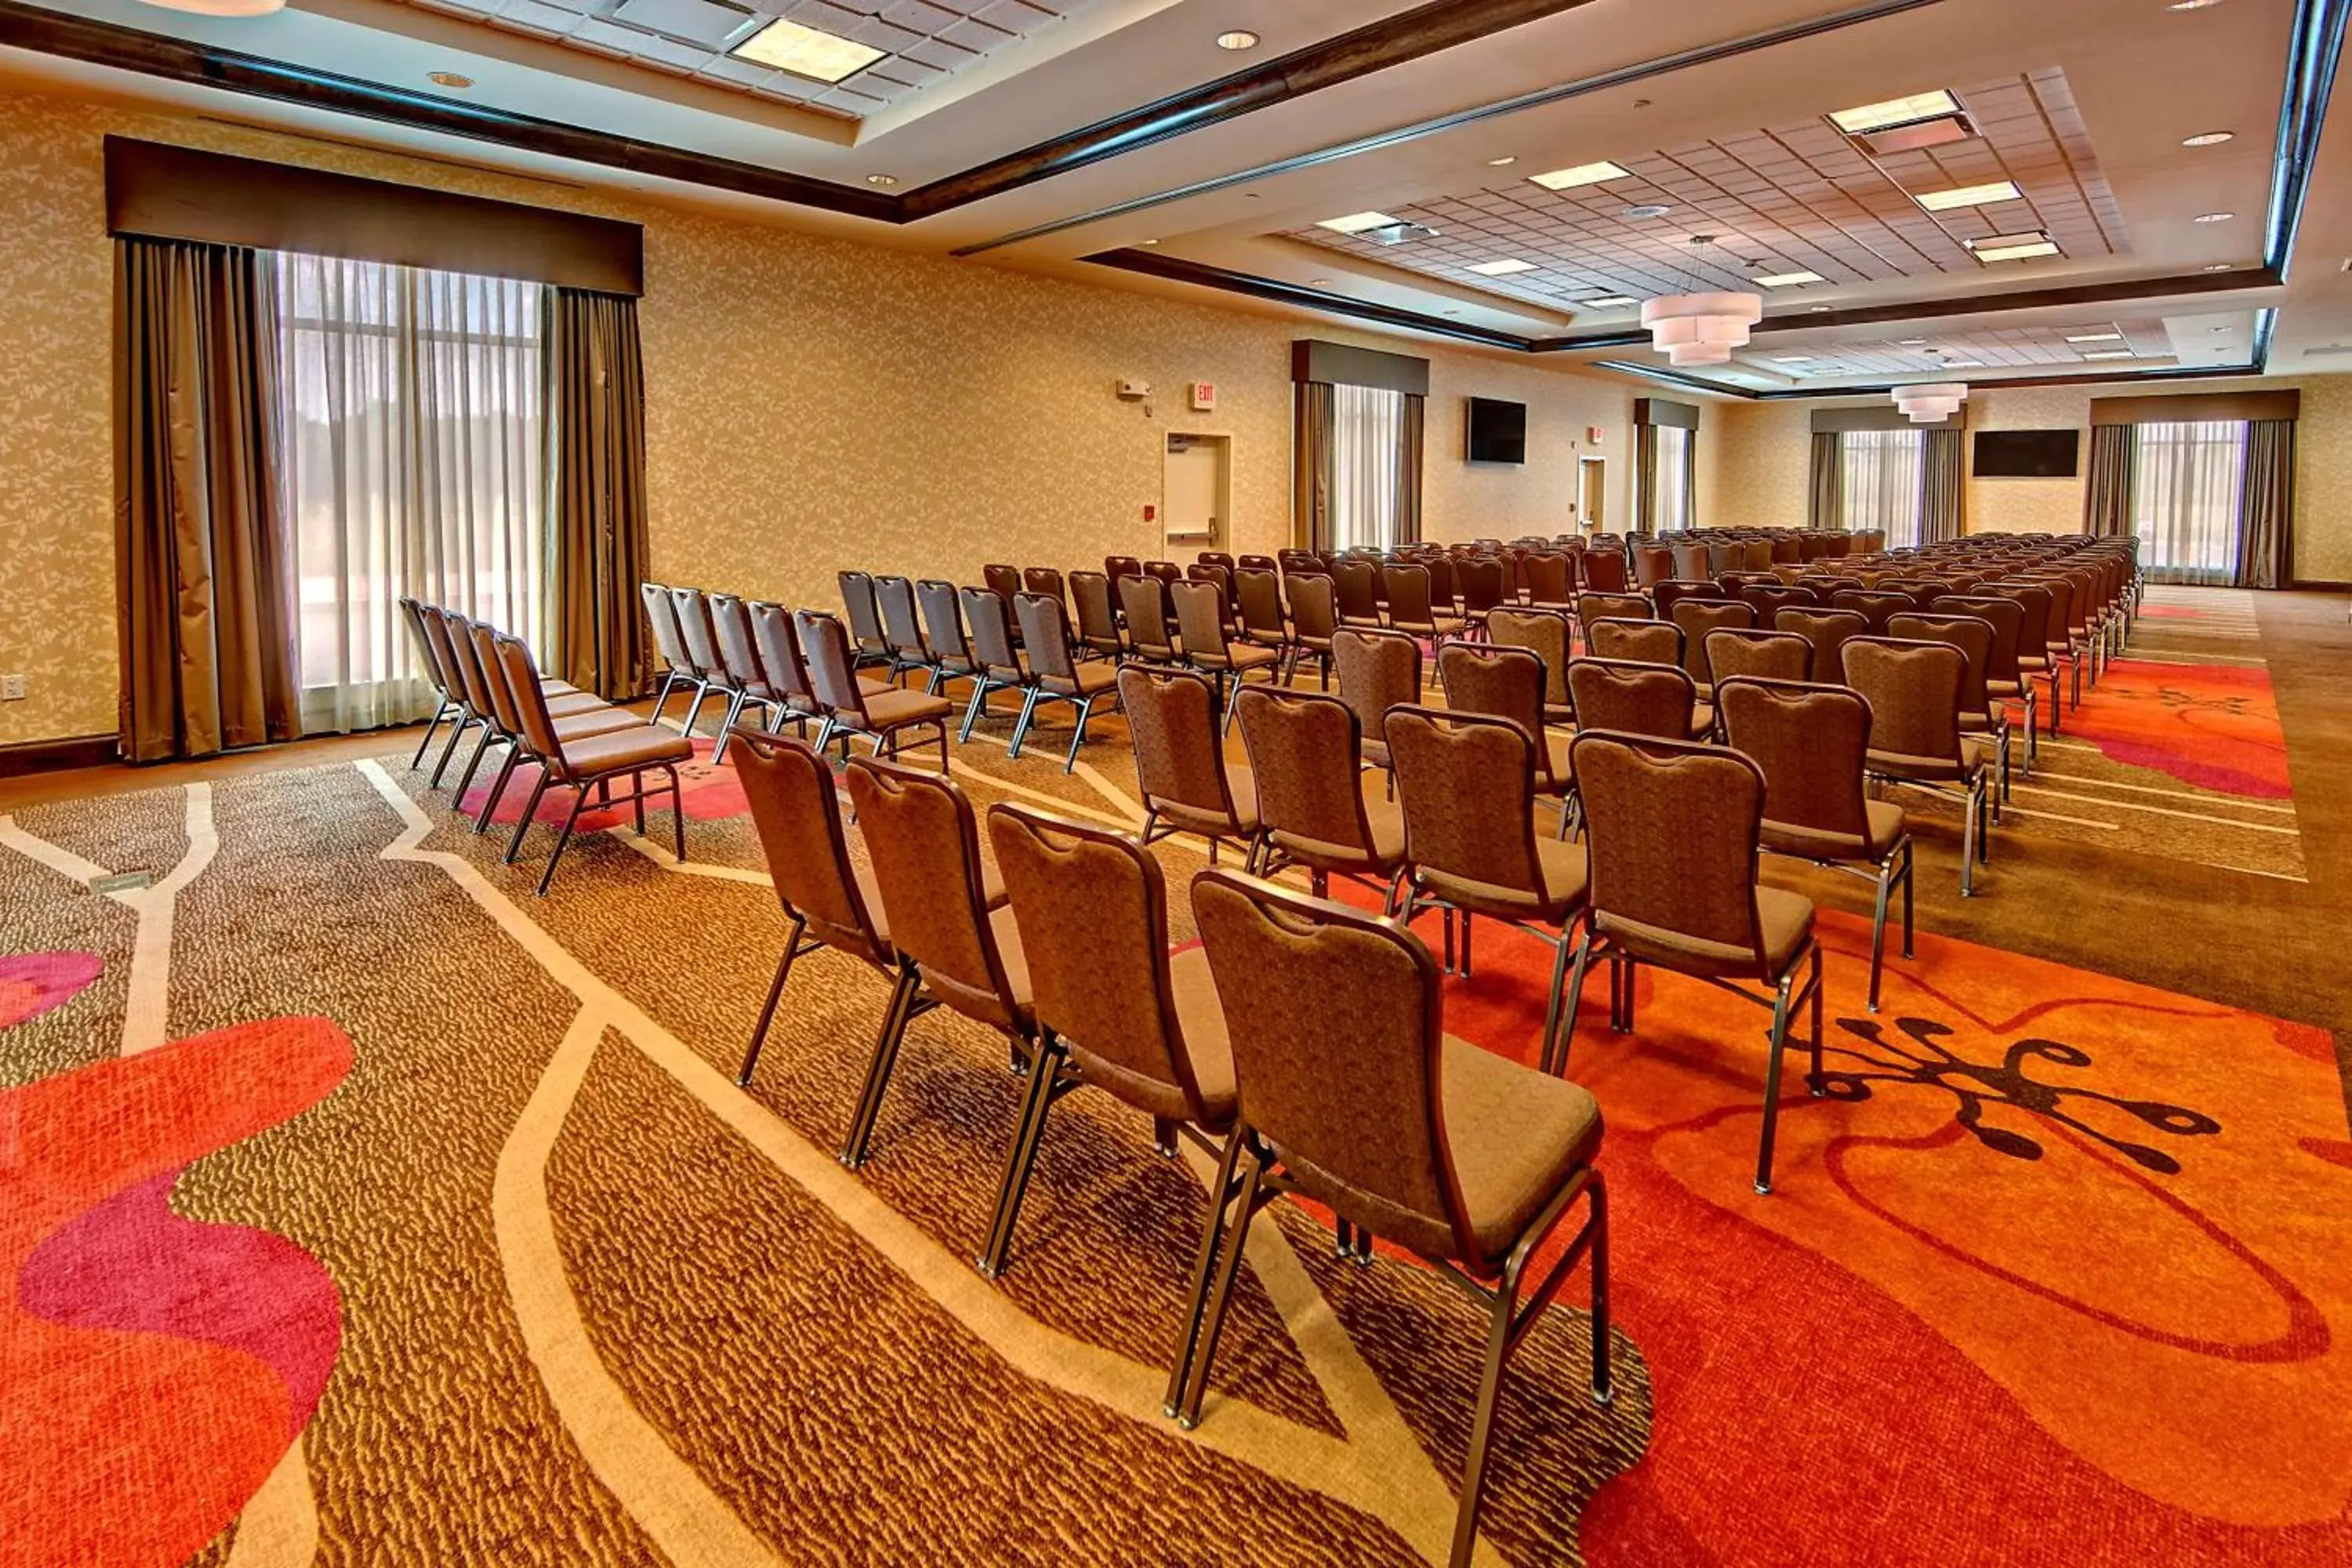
[2081,350,2136,360]
[1529,161,1632,191]
[1317,211,1403,234]
[1466,259,1538,275]
[1973,240,2061,262]
[1753,270,1826,287]
[732,17,885,82]
[2067,332,2124,343]
[1917,180,2021,212]
[1831,89,1962,134]
[1581,296,1639,307]
[1770,354,1817,362]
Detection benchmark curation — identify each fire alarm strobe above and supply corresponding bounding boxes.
[1116,379,1152,400]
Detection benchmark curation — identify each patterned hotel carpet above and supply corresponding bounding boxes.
[3,586,2349,1567]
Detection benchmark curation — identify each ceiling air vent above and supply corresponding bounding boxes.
[1359,221,1440,246]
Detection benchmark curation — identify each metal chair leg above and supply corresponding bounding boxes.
[474,749,524,834]
[534,786,592,897]
[1449,1263,1523,1568]
[1007,687,1041,759]
[840,964,919,1169]
[1550,929,1595,1076]
[1177,1142,1266,1428]
[959,676,994,742]
[1537,931,1573,1078]
[738,917,806,1087]
[1063,696,1094,774]
[648,670,680,729]
[504,773,550,864]
[1163,1125,1248,1418]
[451,726,499,805]
[1753,969,1797,1194]
[411,703,452,768]
[977,1030,1063,1279]
[711,689,751,764]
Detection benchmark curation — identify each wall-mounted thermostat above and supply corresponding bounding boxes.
[1189,381,1218,412]
[1117,379,1152,400]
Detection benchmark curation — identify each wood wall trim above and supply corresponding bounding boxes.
[1633,397,1700,429]
[2090,390,2303,424]
[106,138,644,294]
[1810,405,1962,431]
[0,735,119,779]
[1292,339,1432,396]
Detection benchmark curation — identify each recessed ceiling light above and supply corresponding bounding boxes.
[1809,304,1834,313]
[2183,131,2234,146]
[1831,89,1962,135]
[1976,241,2062,261]
[1621,203,1673,220]
[1771,354,1817,363]
[1466,259,1538,275]
[1581,296,1639,308]
[1316,211,1402,234]
[428,71,474,89]
[2066,332,2123,343]
[732,17,885,82]
[2082,349,2136,360]
[1896,338,1929,346]
[1530,161,1632,190]
[865,172,897,187]
[1214,30,1259,49]
[1486,155,1517,166]
[2169,0,2225,8]
[1943,359,1986,368]
[1916,180,2021,211]
[1753,270,1827,287]
[2194,211,2236,223]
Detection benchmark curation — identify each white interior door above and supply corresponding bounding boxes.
[1164,434,1226,543]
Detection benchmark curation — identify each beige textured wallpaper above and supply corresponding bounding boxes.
[0,85,1640,747]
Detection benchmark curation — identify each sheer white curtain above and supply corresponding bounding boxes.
[1330,382,1406,551]
[1654,425,1693,530]
[2132,420,2248,584]
[1841,430,1924,546]
[277,253,548,732]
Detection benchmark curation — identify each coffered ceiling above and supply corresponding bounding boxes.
[1,0,2343,396]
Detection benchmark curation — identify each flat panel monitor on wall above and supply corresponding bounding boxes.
[1467,397,1527,464]
[1973,428,2081,478]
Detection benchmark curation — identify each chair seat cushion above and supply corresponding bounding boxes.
[1443,1040,1604,1263]
[1761,799,1905,862]
[1599,885,1814,979]
[546,691,612,718]
[1866,746,1969,781]
[1420,833,1588,923]
[1153,760,1261,840]
[561,724,695,775]
[551,707,644,742]
[1228,643,1282,670]
[1272,787,1405,873]
[1044,661,1121,696]
[860,687,956,728]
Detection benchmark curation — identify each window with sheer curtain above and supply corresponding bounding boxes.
[1653,425,1693,530]
[2132,420,2248,584]
[277,253,548,733]
[1330,382,1406,551]
[1841,429,1924,546]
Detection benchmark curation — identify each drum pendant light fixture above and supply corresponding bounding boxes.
[1641,237,1762,368]
[1893,382,1969,423]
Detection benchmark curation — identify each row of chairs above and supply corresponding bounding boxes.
[397,598,693,895]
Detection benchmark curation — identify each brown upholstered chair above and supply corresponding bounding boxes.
[1435,643,1576,837]
[837,570,898,672]
[1936,593,2037,768]
[1069,569,1128,662]
[1233,568,1292,667]
[1628,545,1674,590]
[1022,565,1067,608]
[1573,592,1650,649]
[431,607,609,798]
[706,592,793,762]
[640,581,710,731]
[492,632,692,895]
[1119,572,1183,662]
[1457,556,1508,633]
[982,563,1025,644]
[797,609,954,770]
[1889,612,2012,804]
[1173,579,1280,724]
[1581,546,1631,594]
[1384,564,1468,641]
[1717,677,1912,1011]
[1740,583,1818,620]
[875,575,946,694]
[462,618,641,831]
[1561,730,1822,1192]
[746,600,827,740]
[917,579,986,702]
[1386,705,1591,1047]
[1521,552,1574,608]
[1120,664,1258,862]
[1014,591,1120,769]
[978,804,1236,1278]
[1830,589,1915,633]
[1983,581,2063,735]
[1485,606,1573,724]
[1773,607,1870,686]
[1334,559,1386,627]
[1284,572,1341,688]
[398,596,469,770]
[838,757,1033,1170]
[1231,684,1406,901]
[1703,627,1813,685]
[1105,554,1142,583]
[1333,626,1422,779]
[670,587,739,737]
[957,585,1033,745]
[1841,637,1990,895]
[1588,618,1682,669]
[731,728,900,1087]
[1566,657,1708,742]
[1668,598,1754,689]
[1177,868,1610,1568]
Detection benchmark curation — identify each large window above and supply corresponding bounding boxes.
[278,254,548,732]
[1330,382,1408,551]
[2132,420,2248,584]
[1653,425,1693,531]
[1842,429,1924,546]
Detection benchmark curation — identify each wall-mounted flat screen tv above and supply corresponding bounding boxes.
[1973,428,2081,478]
[1467,397,1527,464]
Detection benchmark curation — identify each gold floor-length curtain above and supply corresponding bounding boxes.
[547,288,652,699]
[1807,431,1845,531]
[1634,423,1661,532]
[114,238,300,762]
[1292,381,1334,550]
[2235,419,2296,589]
[1918,427,1964,543]
[2083,423,2137,538]
[1396,392,1425,544]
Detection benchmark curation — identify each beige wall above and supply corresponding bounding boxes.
[1699,376,2352,578]
[0,85,1642,747]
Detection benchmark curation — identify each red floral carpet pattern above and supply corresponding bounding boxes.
[2065,659,2292,800]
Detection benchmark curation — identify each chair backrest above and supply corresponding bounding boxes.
[1332,627,1421,741]
[875,575,931,663]
[795,610,873,720]
[671,587,724,676]
[1671,543,1712,579]
[1288,573,1339,641]
[434,609,499,719]
[959,586,1025,681]
[1935,595,2024,684]
[1588,618,1683,666]
[1831,589,1915,633]
[641,582,697,676]
[1628,546,1672,590]
[917,579,973,667]
[748,601,815,706]
[1668,599,1756,684]
[1434,643,1562,786]
[987,804,1217,1125]
[1236,568,1286,637]
[1740,539,1776,572]
[1423,554,1457,607]
[1716,677,1875,849]
[1704,627,1812,684]
[407,601,465,705]
[1772,607,1869,683]
[489,633,575,771]
[1334,560,1382,621]
[845,757,1022,1029]
[1144,560,1183,588]
[1232,685,1377,853]
[1381,564,1441,628]
[466,619,528,739]
[1069,570,1123,655]
[1457,557,1508,612]
[1484,607,1570,708]
[1887,612,1994,717]
[838,572,889,653]
[1118,665,1240,822]
[1119,573,1181,660]
[733,728,891,967]
[1022,566,1066,605]
[1190,868,1475,1263]
[1740,583,1817,619]
[983,564,1023,605]
[1985,582,2054,656]
[1384,705,1544,897]
[1014,591,1083,684]
[1570,730,1772,971]
[1171,579,1234,660]
[1566,658,1697,740]
[1842,637,1965,763]
[1105,554,1142,582]
[708,592,772,694]
[1582,548,1632,593]
[1523,552,1573,604]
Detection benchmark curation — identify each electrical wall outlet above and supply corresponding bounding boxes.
[0,674,26,701]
